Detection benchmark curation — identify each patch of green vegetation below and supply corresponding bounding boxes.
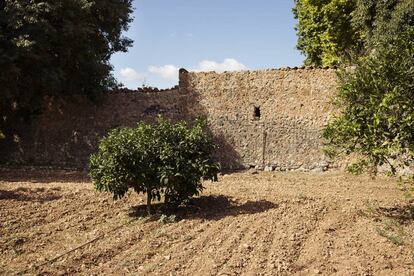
[359,201,414,251]
[376,219,406,246]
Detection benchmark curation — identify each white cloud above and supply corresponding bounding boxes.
[196,58,248,73]
[119,67,146,81]
[149,64,179,80]
[147,58,248,82]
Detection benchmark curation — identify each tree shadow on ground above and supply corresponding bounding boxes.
[0,187,62,202]
[128,195,277,222]
[0,168,89,183]
[377,204,414,224]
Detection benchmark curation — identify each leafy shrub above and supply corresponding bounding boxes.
[89,117,220,214]
[324,27,414,177]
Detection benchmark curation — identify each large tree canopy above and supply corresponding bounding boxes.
[293,0,361,67]
[353,0,414,51]
[293,0,414,66]
[0,0,133,123]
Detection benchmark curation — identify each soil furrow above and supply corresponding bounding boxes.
[1,169,414,275]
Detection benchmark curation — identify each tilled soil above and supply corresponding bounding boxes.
[1,168,414,275]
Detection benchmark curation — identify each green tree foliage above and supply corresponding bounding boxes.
[293,0,362,67]
[89,118,220,215]
[352,0,414,51]
[0,0,133,125]
[324,27,414,177]
[293,0,414,66]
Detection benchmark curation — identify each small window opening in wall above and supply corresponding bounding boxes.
[254,106,261,120]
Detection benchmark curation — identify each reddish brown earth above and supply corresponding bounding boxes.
[1,168,414,275]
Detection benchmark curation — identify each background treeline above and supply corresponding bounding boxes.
[0,0,133,138]
[293,0,414,66]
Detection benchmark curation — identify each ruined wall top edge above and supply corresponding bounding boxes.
[106,66,339,95]
[107,86,179,95]
[180,66,340,75]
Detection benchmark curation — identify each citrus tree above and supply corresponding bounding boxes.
[89,118,220,215]
[324,27,414,178]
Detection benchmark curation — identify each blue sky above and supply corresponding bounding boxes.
[111,1,304,89]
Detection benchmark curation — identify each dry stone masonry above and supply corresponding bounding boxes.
[180,68,338,171]
[1,67,339,170]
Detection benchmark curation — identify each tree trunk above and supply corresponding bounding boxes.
[146,191,152,216]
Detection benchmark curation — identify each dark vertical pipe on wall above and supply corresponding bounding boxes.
[262,129,267,168]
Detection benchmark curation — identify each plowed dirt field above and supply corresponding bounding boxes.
[1,168,414,275]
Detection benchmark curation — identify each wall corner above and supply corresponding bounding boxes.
[178,68,189,94]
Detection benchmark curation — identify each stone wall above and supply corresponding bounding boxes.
[1,88,192,168]
[0,68,338,170]
[181,68,338,170]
